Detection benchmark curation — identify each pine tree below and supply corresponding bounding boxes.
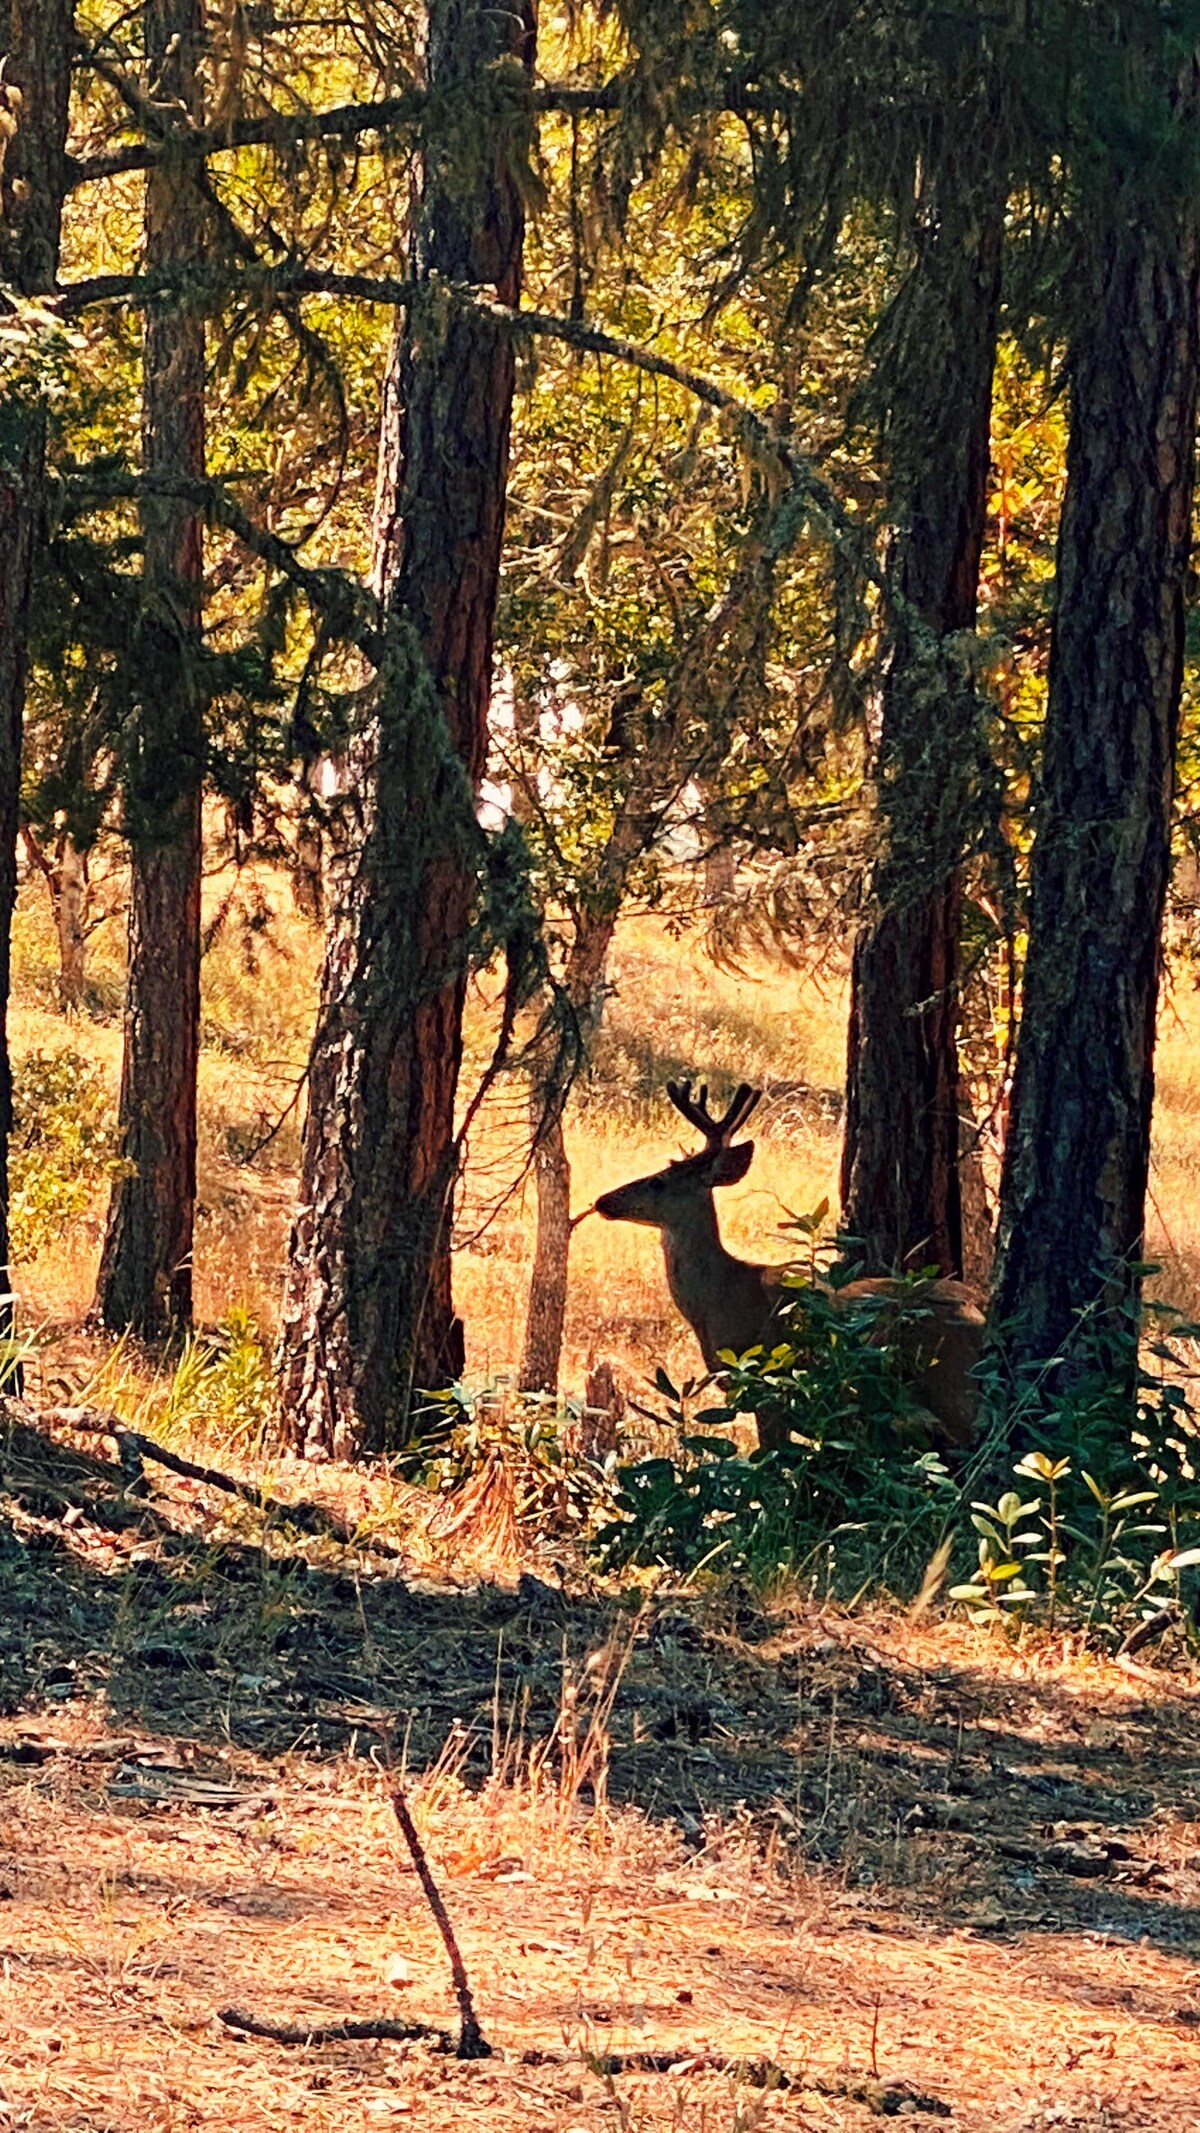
[0,0,73,1320]
[992,31,1200,1401]
[96,0,208,1336]
[277,0,537,1455]
[841,137,1005,1279]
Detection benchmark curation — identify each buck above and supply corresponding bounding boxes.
[593,1079,985,1452]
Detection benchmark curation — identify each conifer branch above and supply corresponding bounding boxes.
[60,465,381,660]
[65,78,774,189]
[56,269,877,588]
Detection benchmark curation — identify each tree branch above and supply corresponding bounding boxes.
[64,78,775,190]
[59,464,381,660]
[55,269,876,587]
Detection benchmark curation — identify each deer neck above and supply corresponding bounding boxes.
[660,1200,746,1336]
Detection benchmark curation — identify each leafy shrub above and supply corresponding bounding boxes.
[596,1280,962,1590]
[8,1047,123,1260]
[418,1381,621,1539]
[953,1295,1200,1643]
[598,1273,1200,1642]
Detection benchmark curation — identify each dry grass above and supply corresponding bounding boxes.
[2,1497,1199,2133]
[13,859,1200,1405]
[9,871,847,1401]
[2,1399,1199,2131]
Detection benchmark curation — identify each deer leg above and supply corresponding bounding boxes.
[753,1403,793,1454]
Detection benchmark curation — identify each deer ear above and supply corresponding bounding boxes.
[710,1139,754,1186]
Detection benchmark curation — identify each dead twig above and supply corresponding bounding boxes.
[390,1784,492,2059]
[218,2007,451,2049]
[51,1412,400,1556]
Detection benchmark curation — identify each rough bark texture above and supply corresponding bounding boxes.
[278,0,536,1456]
[0,0,73,1316]
[96,0,206,1334]
[991,153,1200,1395]
[840,184,1003,1279]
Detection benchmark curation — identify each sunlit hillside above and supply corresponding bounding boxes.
[12,860,1200,1405]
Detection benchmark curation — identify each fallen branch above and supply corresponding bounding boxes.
[218,2007,450,2049]
[1117,1605,1182,1660]
[216,1785,492,2060]
[390,1785,492,2059]
[47,1409,402,1556]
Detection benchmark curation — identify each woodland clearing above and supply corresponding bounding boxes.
[3,877,1200,2133]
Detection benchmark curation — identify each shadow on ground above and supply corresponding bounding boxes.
[3,1407,1199,1967]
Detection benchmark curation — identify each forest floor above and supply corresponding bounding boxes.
[5,871,1200,2129]
[1,1406,1199,2133]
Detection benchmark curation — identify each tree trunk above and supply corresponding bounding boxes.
[277,0,536,1457]
[0,0,73,1318]
[520,1102,573,1395]
[991,127,1200,1398]
[96,0,206,1335]
[516,534,776,1396]
[54,836,87,1012]
[840,181,1004,1279]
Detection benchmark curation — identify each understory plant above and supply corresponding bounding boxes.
[7,1047,124,1261]
[417,1379,622,1539]
[953,1288,1200,1640]
[598,1260,1200,1643]
[596,1273,962,1592]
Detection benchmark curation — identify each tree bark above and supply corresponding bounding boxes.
[520,1102,573,1395]
[0,0,73,1316]
[22,828,89,1012]
[277,0,536,1457]
[96,0,206,1335]
[840,180,1003,1280]
[991,112,1200,1398]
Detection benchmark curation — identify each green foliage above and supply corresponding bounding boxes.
[417,1380,621,1539]
[600,1261,1200,1642]
[8,1049,123,1262]
[596,1288,959,1590]
[954,1296,1200,1642]
[153,1308,277,1455]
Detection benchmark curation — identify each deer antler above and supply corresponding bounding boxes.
[666,1078,762,1147]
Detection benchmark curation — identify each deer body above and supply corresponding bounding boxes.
[595,1080,985,1452]
[659,1201,781,1371]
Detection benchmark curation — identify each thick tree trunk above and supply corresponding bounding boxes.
[841,186,1003,1279]
[0,0,73,1316]
[96,0,206,1335]
[278,0,536,1457]
[991,145,1200,1398]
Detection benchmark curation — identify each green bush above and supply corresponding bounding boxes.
[8,1047,123,1261]
[596,1279,962,1591]
[597,1275,1200,1643]
[953,1296,1200,1642]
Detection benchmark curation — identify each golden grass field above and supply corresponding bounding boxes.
[10,857,1200,1402]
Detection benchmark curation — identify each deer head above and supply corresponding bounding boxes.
[594,1080,762,1228]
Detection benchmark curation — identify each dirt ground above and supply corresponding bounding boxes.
[2,1406,1199,2132]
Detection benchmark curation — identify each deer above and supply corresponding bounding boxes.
[593,1079,985,1454]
